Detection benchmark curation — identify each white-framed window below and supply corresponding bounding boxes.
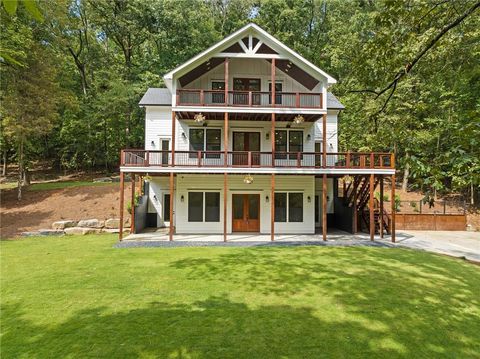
[275,129,303,159]
[274,192,303,223]
[187,191,220,222]
[189,128,222,158]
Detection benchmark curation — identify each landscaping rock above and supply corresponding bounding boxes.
[93,177,112,183]
[104,218,120,229]
[102,228,130,233]
[21,231,41,237]
[38,229,64,236]
[64,227,102,235]
[77,219,104,228]
[52,220,77,230]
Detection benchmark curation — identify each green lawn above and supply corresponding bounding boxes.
[1,235,479,358]
[0,181,113,191]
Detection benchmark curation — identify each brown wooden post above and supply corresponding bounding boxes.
[224,112,229,166]
[224,57,229,105]
[224,172,228,242]
[369,173,375,241]
[119,172,125,241]
[322,174,327,241]
[169,172,174,241]
[271,113,275,166]
[380,176,384,238]
[322,114,327,167]
[271,58,276,106]
[171,111,176,166]
[391,174,396,243]
[271,174,275,241]
[130,173,136,234]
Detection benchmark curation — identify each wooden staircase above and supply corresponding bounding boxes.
[343,176,390,234]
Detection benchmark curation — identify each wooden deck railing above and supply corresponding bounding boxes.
[121,150,394,169]
[176,89,323,109]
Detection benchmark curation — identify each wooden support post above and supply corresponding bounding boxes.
[224,58,229,105]
[119,172,125,241]
[271,113,275,166]
[169,172,174,241]
[391,174,396,243]
[130,173,136,234]
[271,58,276,106]
[171,111,176,166]
[224,112,228,166]
[322,174,327,241]
[224,173,228,242]
[369,173,374,241]
[271,174,275,241]
[322,114,327,167]
[380,176,384,238]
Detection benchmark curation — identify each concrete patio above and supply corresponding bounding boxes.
[119,229,480,263]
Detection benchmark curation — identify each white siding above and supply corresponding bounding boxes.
[147,174,318,234]
[144,106,173,150]
[314,110,338,153]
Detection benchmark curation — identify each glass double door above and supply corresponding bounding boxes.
[233,132,260,166]
[232,194,260,232]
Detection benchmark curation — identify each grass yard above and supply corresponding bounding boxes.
[0,180,113,191]
[1,235,479,358]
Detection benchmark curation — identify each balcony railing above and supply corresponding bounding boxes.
[121,150,394,169]
[176,90,323,108]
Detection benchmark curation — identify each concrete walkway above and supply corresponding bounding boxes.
[119,229,480,263]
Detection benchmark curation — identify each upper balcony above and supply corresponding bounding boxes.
[176,90,323,109]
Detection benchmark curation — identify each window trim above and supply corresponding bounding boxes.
[275,129,304,159]
[187,191,221,223]
[189,128,222,157]
[274,191,304,223]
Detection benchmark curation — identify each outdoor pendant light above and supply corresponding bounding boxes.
[194,113,205,124]
[243,174,254,184]
[293,115,305,125]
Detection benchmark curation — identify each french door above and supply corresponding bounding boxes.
[233,78,261,105]
[232,132,260,166]
[232,194,260,232]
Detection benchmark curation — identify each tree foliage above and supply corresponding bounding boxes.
[0,0,478,202]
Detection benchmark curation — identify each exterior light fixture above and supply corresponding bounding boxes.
[181,195,184,202]
[194,113,205,124]
[307,196,311,203]
[243,174,254,184]
[266,195,269,203]
[293,115,305,125]
[307,134,311,141]
[151,140,155,147]
[266,132,270,140]
[182,132,187,139]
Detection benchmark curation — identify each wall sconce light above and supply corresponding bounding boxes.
[286,123,291,129]
[327,195,330,201]
[202,122,208,127]
[307,196,311,203]
[153,195,158,202]
[180,195,184,202]
[266,132,270,140]
[307,134,311,141]
[182,132,187,139]
[151,141,155,147]
[266,195,269,203]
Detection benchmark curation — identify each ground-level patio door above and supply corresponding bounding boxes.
[232,132,260,166]
[232,194,260,232]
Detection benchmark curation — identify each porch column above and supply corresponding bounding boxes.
[271,113,275,165]
[391,174,396,243]
[171,111,176,166]
[130,173,136,234]
[322,114,327,167]
[271,174,275,241]
[119,172,125,241]
[224,173,228,242]
[380,176,384,238]
[224,112,229,166]
[322,174,327,241]
[169,172,174,241]
[369,173,375,241]
[271,58,276,106]
[224,57,229,105]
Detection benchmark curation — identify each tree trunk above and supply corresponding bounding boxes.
[17,139,24,201]
[22,168,30,186]
[401,155,409,192]
[471,181,475,206]
[2,149,6,176]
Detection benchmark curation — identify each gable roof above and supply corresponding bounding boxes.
[139,88,171,106]
[163,23,336,90]
[138,87,345,110]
